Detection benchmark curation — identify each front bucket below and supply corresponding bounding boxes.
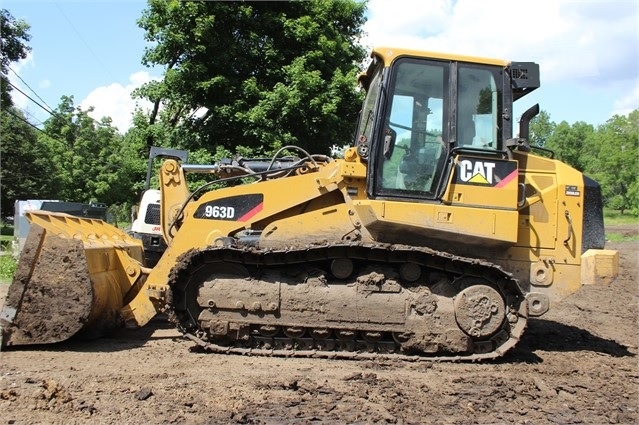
[1,212,145,347]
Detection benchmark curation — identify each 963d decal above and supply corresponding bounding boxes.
[194,194,264,222]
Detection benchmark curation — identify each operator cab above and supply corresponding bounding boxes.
[356,47,539,201]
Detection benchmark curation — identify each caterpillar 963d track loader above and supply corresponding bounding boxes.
[1,47,618,361]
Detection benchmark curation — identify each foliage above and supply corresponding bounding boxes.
[0,222,12,236]
[583,112,638,215]
[529,109,638,215]
[0,254,16,282]
[528,110,556,148]
[135,0,367,155]
[0,222,16,281]
[39,96,145,207]
[2,95,152,220]
[0,108,59,218]
[2,2,370,222]
[108,203,133,229]
[0,9,31,108]
[1,96,151,220]
[545,120,594,171]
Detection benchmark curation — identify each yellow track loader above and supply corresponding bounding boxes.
[0,47,618,360]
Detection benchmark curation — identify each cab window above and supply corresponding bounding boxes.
[457,65,501,149]
[378,59,448,198]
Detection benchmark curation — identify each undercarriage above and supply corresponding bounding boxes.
[168,243,528,361]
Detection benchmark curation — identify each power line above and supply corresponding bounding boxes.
[7,66,57,114]
[21,109,44,127]
[4,69,124,132]
[3,108,46,134]
[1,75,58,118]
[54,1,117,82]
[2,108,68,147]
[3,75,118,130]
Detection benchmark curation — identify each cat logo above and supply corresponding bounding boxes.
[459,159,496,184]
[454,156,518,188]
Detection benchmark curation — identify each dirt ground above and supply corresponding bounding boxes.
[1,226,637,425]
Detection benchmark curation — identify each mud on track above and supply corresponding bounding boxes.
[0,233,637,424]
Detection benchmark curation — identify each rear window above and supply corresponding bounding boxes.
[144,203,161,225]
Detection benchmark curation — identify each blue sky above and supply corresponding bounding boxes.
[4,0,639,133]
[5,0,155,131]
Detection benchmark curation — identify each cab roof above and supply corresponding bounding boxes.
[371,46,510,67]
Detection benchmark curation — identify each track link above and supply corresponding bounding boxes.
[168,243,527,362]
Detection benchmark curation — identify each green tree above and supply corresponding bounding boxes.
[546,120,594,171]
[0,108,59,217]
[135,0,367,155]
[0,9,31,108]
[40,96,141,206]
[528,109,555,148]
[584,111,638,215]
[120,109,173,194]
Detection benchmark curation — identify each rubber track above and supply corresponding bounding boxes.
[168,242,528,362]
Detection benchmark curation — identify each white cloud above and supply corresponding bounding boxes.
[612,81,639,117]
[363,0,638,85]
[80,71,160,133]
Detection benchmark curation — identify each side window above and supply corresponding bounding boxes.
[355,61,384,149]
[379,61,446,197]
[457,67,499,148]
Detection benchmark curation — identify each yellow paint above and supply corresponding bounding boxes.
[581,249,620,285]
[372,46,510,67]
[14,47,621,334]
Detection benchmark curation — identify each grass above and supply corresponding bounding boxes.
[603,208,639,242]
[606,232,639,242]
[0,224,16,283]
[0,255,16,284]
[603,208,639,226]
[605,233,639,243]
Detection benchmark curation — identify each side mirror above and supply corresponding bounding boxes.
[383,128,397,159]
